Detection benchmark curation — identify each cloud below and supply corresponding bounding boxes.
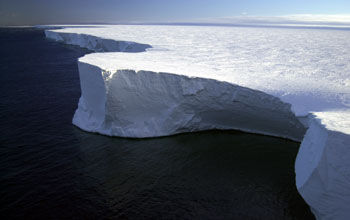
[193,14,350,27]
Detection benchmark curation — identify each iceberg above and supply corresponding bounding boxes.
[45,25,350,219]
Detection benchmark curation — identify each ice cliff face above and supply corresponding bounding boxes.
[74,58,305,140]
[45,26,350,220]
[295,111,350,220]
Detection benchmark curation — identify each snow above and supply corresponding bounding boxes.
[45,25,350,219]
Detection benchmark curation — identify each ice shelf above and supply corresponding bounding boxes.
[45,25,350,220]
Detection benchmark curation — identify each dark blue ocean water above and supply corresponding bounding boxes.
[0,28,314,220]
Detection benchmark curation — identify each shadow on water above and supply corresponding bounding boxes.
[0,28,314,219]
[72,129,315,220]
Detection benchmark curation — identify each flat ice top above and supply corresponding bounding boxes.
[54,25,350,116]
[312,110,350,134]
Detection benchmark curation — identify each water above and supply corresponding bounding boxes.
[0,28,314,219]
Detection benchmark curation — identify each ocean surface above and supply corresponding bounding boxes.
[0,28,314,220]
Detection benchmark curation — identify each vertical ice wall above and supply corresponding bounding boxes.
[295,111,350,220]
[73,60,306,140]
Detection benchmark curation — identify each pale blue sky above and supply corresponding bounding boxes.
[1,0,350,25]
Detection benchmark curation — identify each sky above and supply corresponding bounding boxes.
[1,0,350,26]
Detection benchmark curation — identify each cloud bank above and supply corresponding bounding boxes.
[192,14,350,27]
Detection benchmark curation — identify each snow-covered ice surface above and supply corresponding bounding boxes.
[45,25,350,219]
[45,25,350,116]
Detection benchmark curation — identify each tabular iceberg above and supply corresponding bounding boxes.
[45,25,350,220]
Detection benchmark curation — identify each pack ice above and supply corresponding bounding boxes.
[45,25,350,219]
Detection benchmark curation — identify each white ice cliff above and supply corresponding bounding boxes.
[45,25,349,219]
[75,56,304,140]
[295,111,350,220]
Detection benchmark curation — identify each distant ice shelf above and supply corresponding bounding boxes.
[45,30,151,52]
[45,25,350,220]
